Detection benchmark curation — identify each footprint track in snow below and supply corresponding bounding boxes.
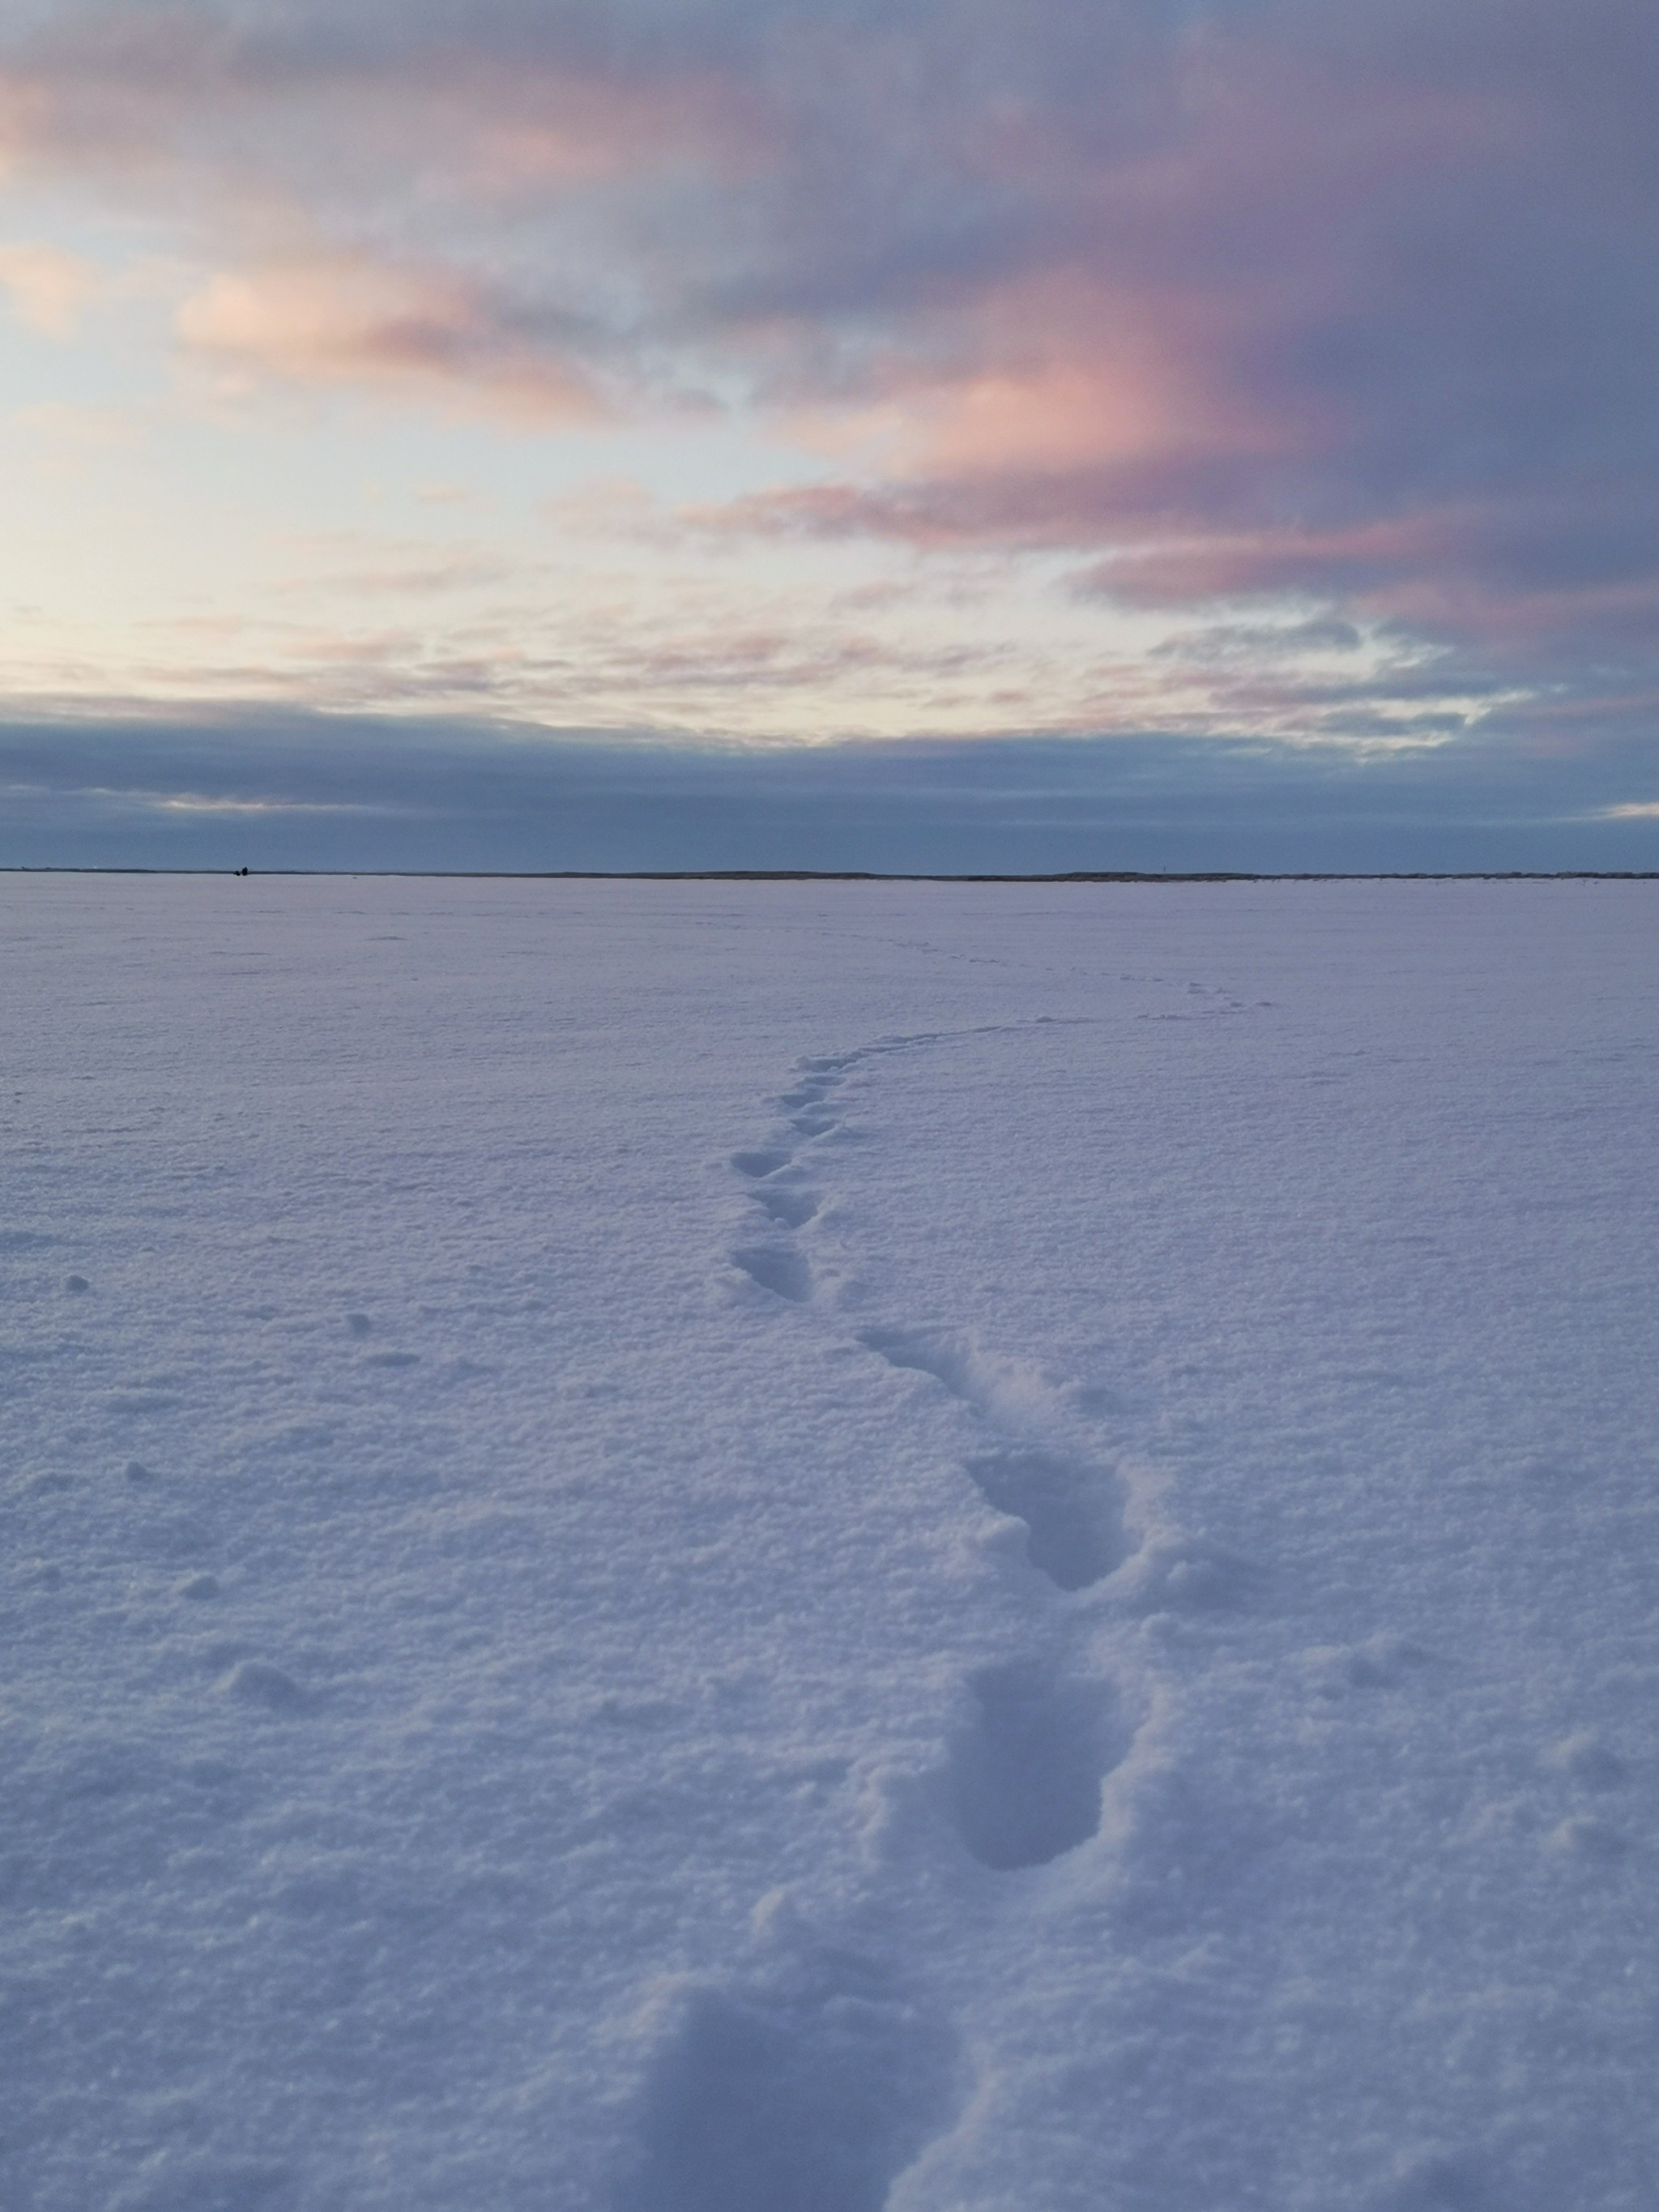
[696,1013,1278,2198]
[731,1245,814,1304]
[723,1033,1157,1827]
[618,1948,957,2212]
[731,1148,793,1181]
[722,1050,870,1287]
[963,1448,1128,1592]
[220,1659,313,1715]
[751,1186,819,1231]
[858,1326,1132,1594]
[723,1035,1158,1628]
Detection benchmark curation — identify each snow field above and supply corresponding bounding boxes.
[2,877,1656,2211]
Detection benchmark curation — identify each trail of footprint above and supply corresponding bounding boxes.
[697,1003,1283,2203]
[723,1049,873,1292]
[723,1021,1153,1639]
[693,1014,1282,2210]
[728,1027,1072,1258]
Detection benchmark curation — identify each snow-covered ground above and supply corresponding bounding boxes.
[3,875,1656,2212]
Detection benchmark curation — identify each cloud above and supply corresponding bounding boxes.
[2,710,1657,874]
[0,0,1657,770]
[0,239,96,334]
[12,396,135,443]
[174,245,601,417]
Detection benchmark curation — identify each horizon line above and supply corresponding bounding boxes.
[5,869,1659,885]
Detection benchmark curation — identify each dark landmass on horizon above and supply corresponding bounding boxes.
[5,869,1657,884]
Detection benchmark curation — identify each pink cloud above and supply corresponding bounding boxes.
[175,247,599,420]
[0,10,769,188]
[0,240,97,334]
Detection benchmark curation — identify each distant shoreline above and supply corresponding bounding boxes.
[2,869,1657,884]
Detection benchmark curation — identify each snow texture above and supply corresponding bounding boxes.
[2,875,1656,2211]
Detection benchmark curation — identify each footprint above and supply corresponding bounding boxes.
[617,1960,956,2212]
[962,1448,1127,1591]
[788,1111,840,1138]
[731,1149,793,1180]
[858,1326,979,1406]
[221,1660,311,1715]
[732,1246,813,1304]
[753,1187,820,1231]
[948,1663,1124,1871]
[1303,1635,1433,1698]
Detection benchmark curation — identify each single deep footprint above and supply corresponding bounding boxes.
[949,1663,1124,1871]
[963,1448,1128,1591]
[753,1187,820,1231]
[618,1962,956,2212]
[732,1245,813,1303]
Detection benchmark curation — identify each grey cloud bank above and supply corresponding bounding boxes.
[3,718,1655,873]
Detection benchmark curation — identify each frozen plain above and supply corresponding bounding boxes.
[2,874,1656,2212]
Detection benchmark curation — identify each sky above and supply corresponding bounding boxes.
[2,0,1657,871]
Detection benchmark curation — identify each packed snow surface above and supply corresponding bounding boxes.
[3,876,1656,2212]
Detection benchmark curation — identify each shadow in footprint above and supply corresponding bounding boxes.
[733,1246,812,1303]
[731,1149,792,1180]
[618,1962,956,2212]
[963,1449,1127,1591]
[858,1327,978,1406]
[949,1663,1123,1871]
